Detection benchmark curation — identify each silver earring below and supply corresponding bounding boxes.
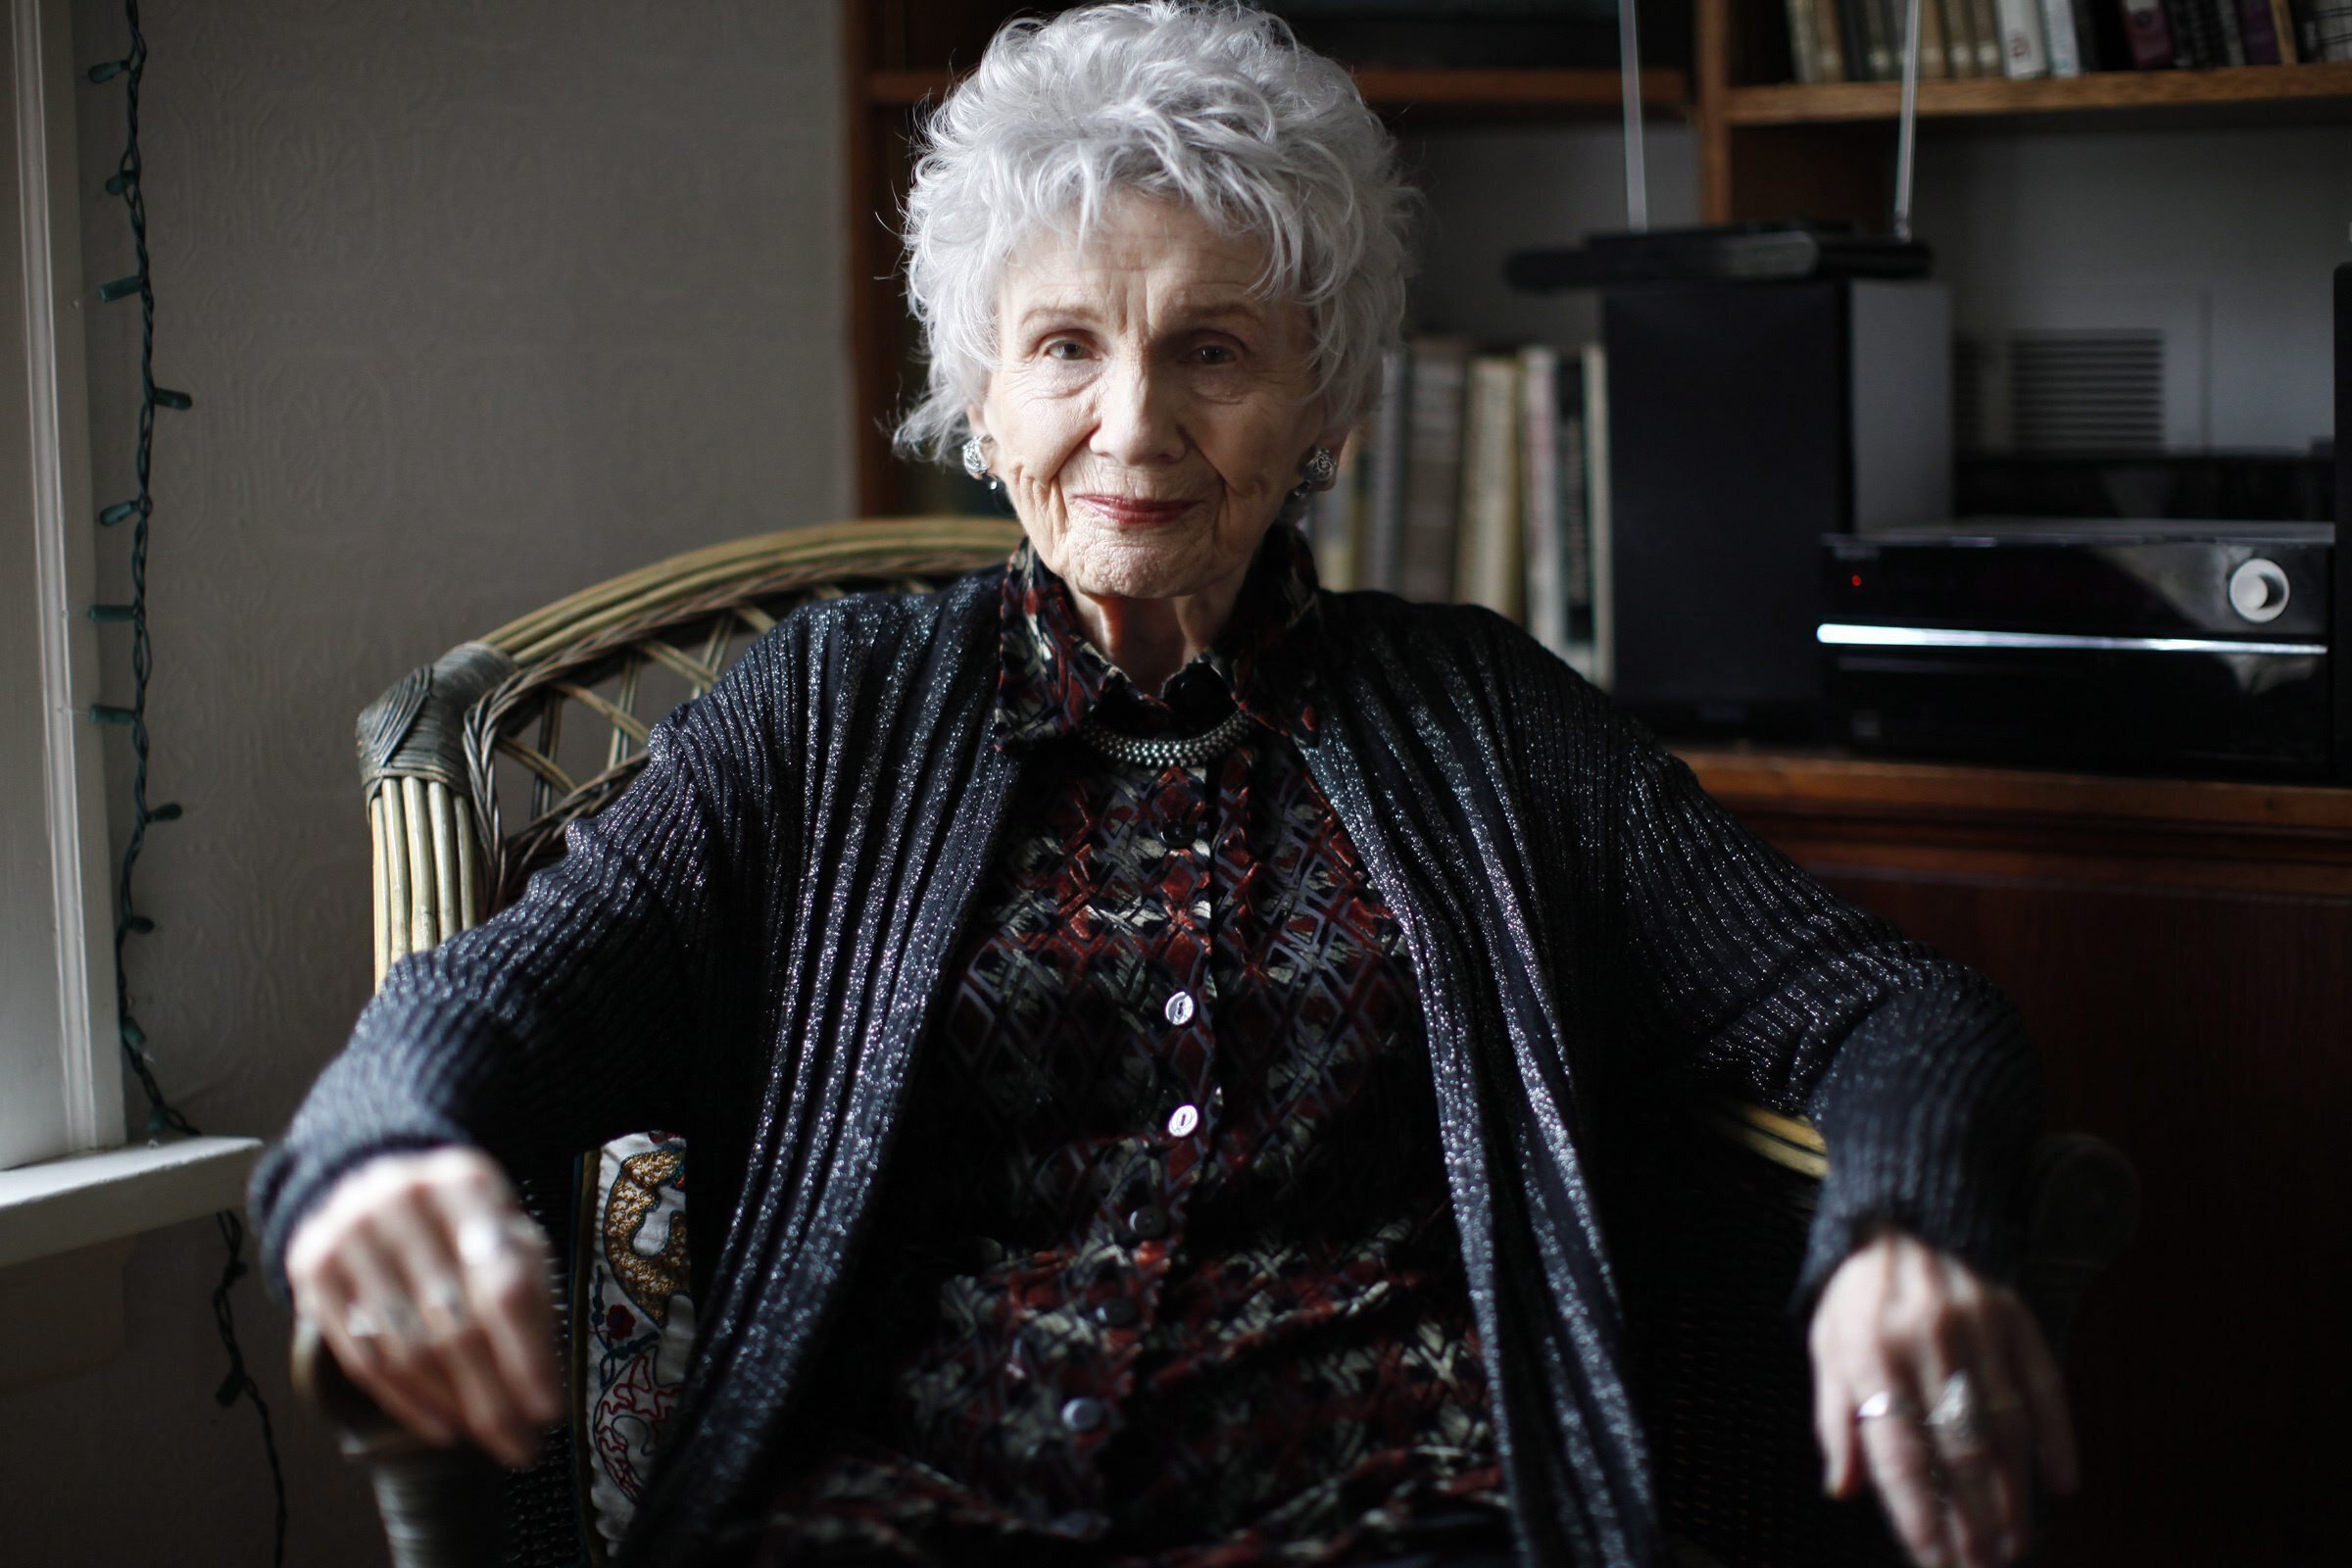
[1300,446,1339,493]
[960,436,991,483]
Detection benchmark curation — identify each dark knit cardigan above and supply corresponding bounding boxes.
[251,563,2040,1568]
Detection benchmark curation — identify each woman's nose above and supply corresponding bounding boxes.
[1090,354,1184,468]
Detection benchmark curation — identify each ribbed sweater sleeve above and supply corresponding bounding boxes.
[248,662,766,1300]
[1583,694,2043,1310]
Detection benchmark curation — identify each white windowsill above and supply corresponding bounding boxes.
[0,1135,263,1271]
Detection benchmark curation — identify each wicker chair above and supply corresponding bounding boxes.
[296,517,2141,1568]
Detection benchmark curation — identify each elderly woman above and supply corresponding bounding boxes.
[254,6,2076,1567]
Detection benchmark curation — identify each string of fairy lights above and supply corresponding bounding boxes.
[86,5,286,1561]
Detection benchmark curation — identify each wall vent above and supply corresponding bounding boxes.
[1953,285,2209,456]
[1957,329,2169,454]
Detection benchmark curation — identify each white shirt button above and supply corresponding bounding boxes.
[1163,990,1196,1026]
[1166,1102,1201,1138]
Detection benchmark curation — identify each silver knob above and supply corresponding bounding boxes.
[2228,559,2289,624]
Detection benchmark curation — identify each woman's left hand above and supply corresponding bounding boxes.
[1808,1228,2079,1568]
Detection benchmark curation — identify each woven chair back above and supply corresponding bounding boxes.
[358,517,1022,984]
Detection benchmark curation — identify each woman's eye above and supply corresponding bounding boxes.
[1194,344,1238,367]
[1043,340,1088,362]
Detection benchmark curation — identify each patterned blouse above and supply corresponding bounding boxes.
[742,523,1510,1565]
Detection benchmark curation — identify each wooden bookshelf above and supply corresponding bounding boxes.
[1693,0,2352,220]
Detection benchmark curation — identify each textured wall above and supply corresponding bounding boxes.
[1920,125,2350,451]
[6,2,848,1563]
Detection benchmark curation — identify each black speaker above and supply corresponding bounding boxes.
[1601,279,1951,739]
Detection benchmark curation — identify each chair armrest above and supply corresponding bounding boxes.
[291,1320,508,1568]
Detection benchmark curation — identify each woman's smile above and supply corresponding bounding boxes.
[1071,493,1200,526]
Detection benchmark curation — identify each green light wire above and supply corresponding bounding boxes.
[87,6,287,1562]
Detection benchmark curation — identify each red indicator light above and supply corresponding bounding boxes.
[1849,573,1863,589]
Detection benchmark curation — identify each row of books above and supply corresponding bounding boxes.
[1783,0,2352,79]
[1310,337,1615,689]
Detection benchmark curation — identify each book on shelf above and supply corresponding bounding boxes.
[2122,0,2186,63]
[2041,0,2087,71]
[1856,0,1897,79]
[1400,335,1470,605]
[2237,0,2286,61]
[1555,362,1596,682]
[1944,0,1986,73]
[1758,0,2341,71]
[1968,0,2008,69]
[1581,342,1614,693]
[1812,0,1853,77]
[1787,0,1824,81]
[1922,0,1955,75]
[2165,0,2221,63]
[2264,0,2300,61]
[1519,346,1566,653]
[1996,0,2055,73]
[2311,0,2352,58]
[1361,346,1410,594]
[1832,0,1871,75]
[1456,354,1524,622]
[2213,0,2250,61]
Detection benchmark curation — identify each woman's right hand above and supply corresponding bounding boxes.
[284,1146,564,1467]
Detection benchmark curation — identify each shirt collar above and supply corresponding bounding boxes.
[993,519,1324,753]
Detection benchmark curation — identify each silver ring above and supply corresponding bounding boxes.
[1926,1370,1988,1449]
[372,1293,425,1345]
[456,1211,542,1271]
[1855,1389,1920,1423]
[343,1303,385,1342]
[419,1278,470,1332]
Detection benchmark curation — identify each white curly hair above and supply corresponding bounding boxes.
[893,1,1416,464]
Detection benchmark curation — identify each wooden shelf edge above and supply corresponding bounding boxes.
[1351,66,1688,113]
[867,65,1690,115]
[1675,747,2352,837]
[1722,61,2352,125]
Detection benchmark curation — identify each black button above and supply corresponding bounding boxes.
[1060,1396,1108,1434]
[1128,1204,1169,1241]
[1094,1298,1140,1328]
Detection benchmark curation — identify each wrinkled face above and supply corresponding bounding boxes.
[971,190,1341,604]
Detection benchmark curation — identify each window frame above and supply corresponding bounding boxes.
[2,0,125,1171]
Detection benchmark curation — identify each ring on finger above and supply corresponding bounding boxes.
[374,1293,426,1344]
[456,1211,543,1271]
[419,1277,471,1332]
[343,1302,385,1343]
[1927,1369,1991,1451]
[1855,1389,1923,1423]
